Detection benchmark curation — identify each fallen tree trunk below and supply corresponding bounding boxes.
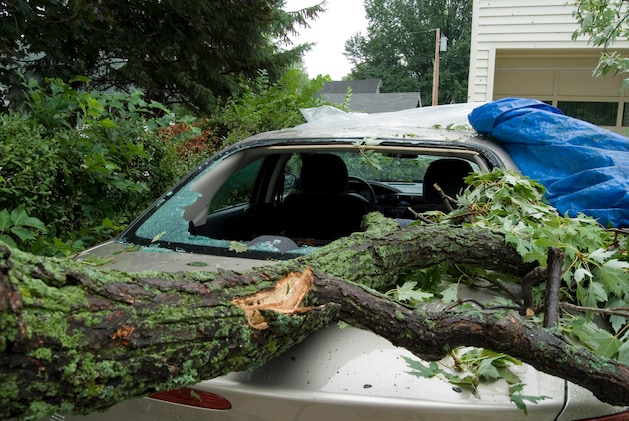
[1,216,627,420]
[1,247,337,420]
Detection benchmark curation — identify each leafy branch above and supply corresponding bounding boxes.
[451,170,628,352]
[387,168,629,407]
[403,348,550,414]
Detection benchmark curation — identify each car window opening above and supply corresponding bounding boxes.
[128,147,480,259]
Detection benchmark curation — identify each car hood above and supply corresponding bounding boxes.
[79,240,269,273]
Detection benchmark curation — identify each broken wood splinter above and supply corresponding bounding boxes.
[232,268,315,329]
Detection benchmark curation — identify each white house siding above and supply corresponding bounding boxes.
[468,0,629,131]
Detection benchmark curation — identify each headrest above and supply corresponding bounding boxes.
[299,154,348,194]
[423,158,473,202]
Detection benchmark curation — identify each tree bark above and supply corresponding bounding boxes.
[1,215,627,420]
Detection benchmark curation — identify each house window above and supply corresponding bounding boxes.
[621,103,629,127]
[557,101,617,127]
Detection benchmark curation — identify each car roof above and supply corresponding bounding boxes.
[242,103,479,142]
[225,103,517,170]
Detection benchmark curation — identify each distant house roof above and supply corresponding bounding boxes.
[318,79,382,94]
[316,79,421,113]
[318,92,422,113]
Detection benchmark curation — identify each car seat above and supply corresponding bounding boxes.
[423,158,474,206]
[283,153,369,241]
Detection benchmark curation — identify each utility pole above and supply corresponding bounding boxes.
[432,28,441,106]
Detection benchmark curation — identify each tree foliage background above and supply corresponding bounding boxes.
[572,0,629,89]
[0,0,337,255]
[344,0,471,104]
[0,71,330,257]
[0,0,322,114]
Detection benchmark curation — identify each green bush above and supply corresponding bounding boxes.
[0,70,338,256]
[0,207,47,249]
[206,69,333,148]
[0,77,187,255]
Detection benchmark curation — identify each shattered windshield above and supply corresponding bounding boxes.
[123,145,480,258]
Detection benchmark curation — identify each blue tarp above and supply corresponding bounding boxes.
[468,97,629,228]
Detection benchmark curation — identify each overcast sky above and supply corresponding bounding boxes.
[283,0,368,80]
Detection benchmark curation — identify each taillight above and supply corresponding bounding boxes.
[149,387,232,410]
[574,409,629,421]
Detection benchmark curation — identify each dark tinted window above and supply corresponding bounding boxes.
[558,101,617,126]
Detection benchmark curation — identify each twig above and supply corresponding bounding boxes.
[406,207,435,224]
[522,266,546,309]
[560,302,629,318]
[543,247,565,328]
[608,227,629,250]
[446,298,522,313]
[433,183,454,213]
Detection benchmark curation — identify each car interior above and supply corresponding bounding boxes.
[282,153,371,241]
[185,146,482,250]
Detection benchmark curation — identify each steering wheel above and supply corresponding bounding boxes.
[348,176,376,210]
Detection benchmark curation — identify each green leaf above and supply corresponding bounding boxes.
[577,282,607,308]
[112,245,141,255]
[0,210,11,231]
[0,234,17,248]
[571,319,621,358]
[395,281,433,303]
[440,283,459,304]
[489,295,518,307]
[151,231,166,243]
[607,298,628,334]
[609,313,628,335]
[509,384,550,415]
[588,248,615,264]
[17,216,46,231]
[597,336,622,359]
[476,358,501,381]
[598,261,629,296]
[574,266,592,283]
[9,207,30,226]
[79,255,115,266]
[403,357,440,379]
[70,75,91,84]
[10,226,37,241]
[229,241,248,253]
[497,367,522,385]
[98,118,116,128]
[441,371,478,387]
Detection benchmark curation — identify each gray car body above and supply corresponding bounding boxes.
[51,104,623,421]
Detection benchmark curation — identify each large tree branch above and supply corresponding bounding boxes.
[0,247,339,420]
[299,213,536,291]
[1,216,627,420]
[310,270,629,407]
